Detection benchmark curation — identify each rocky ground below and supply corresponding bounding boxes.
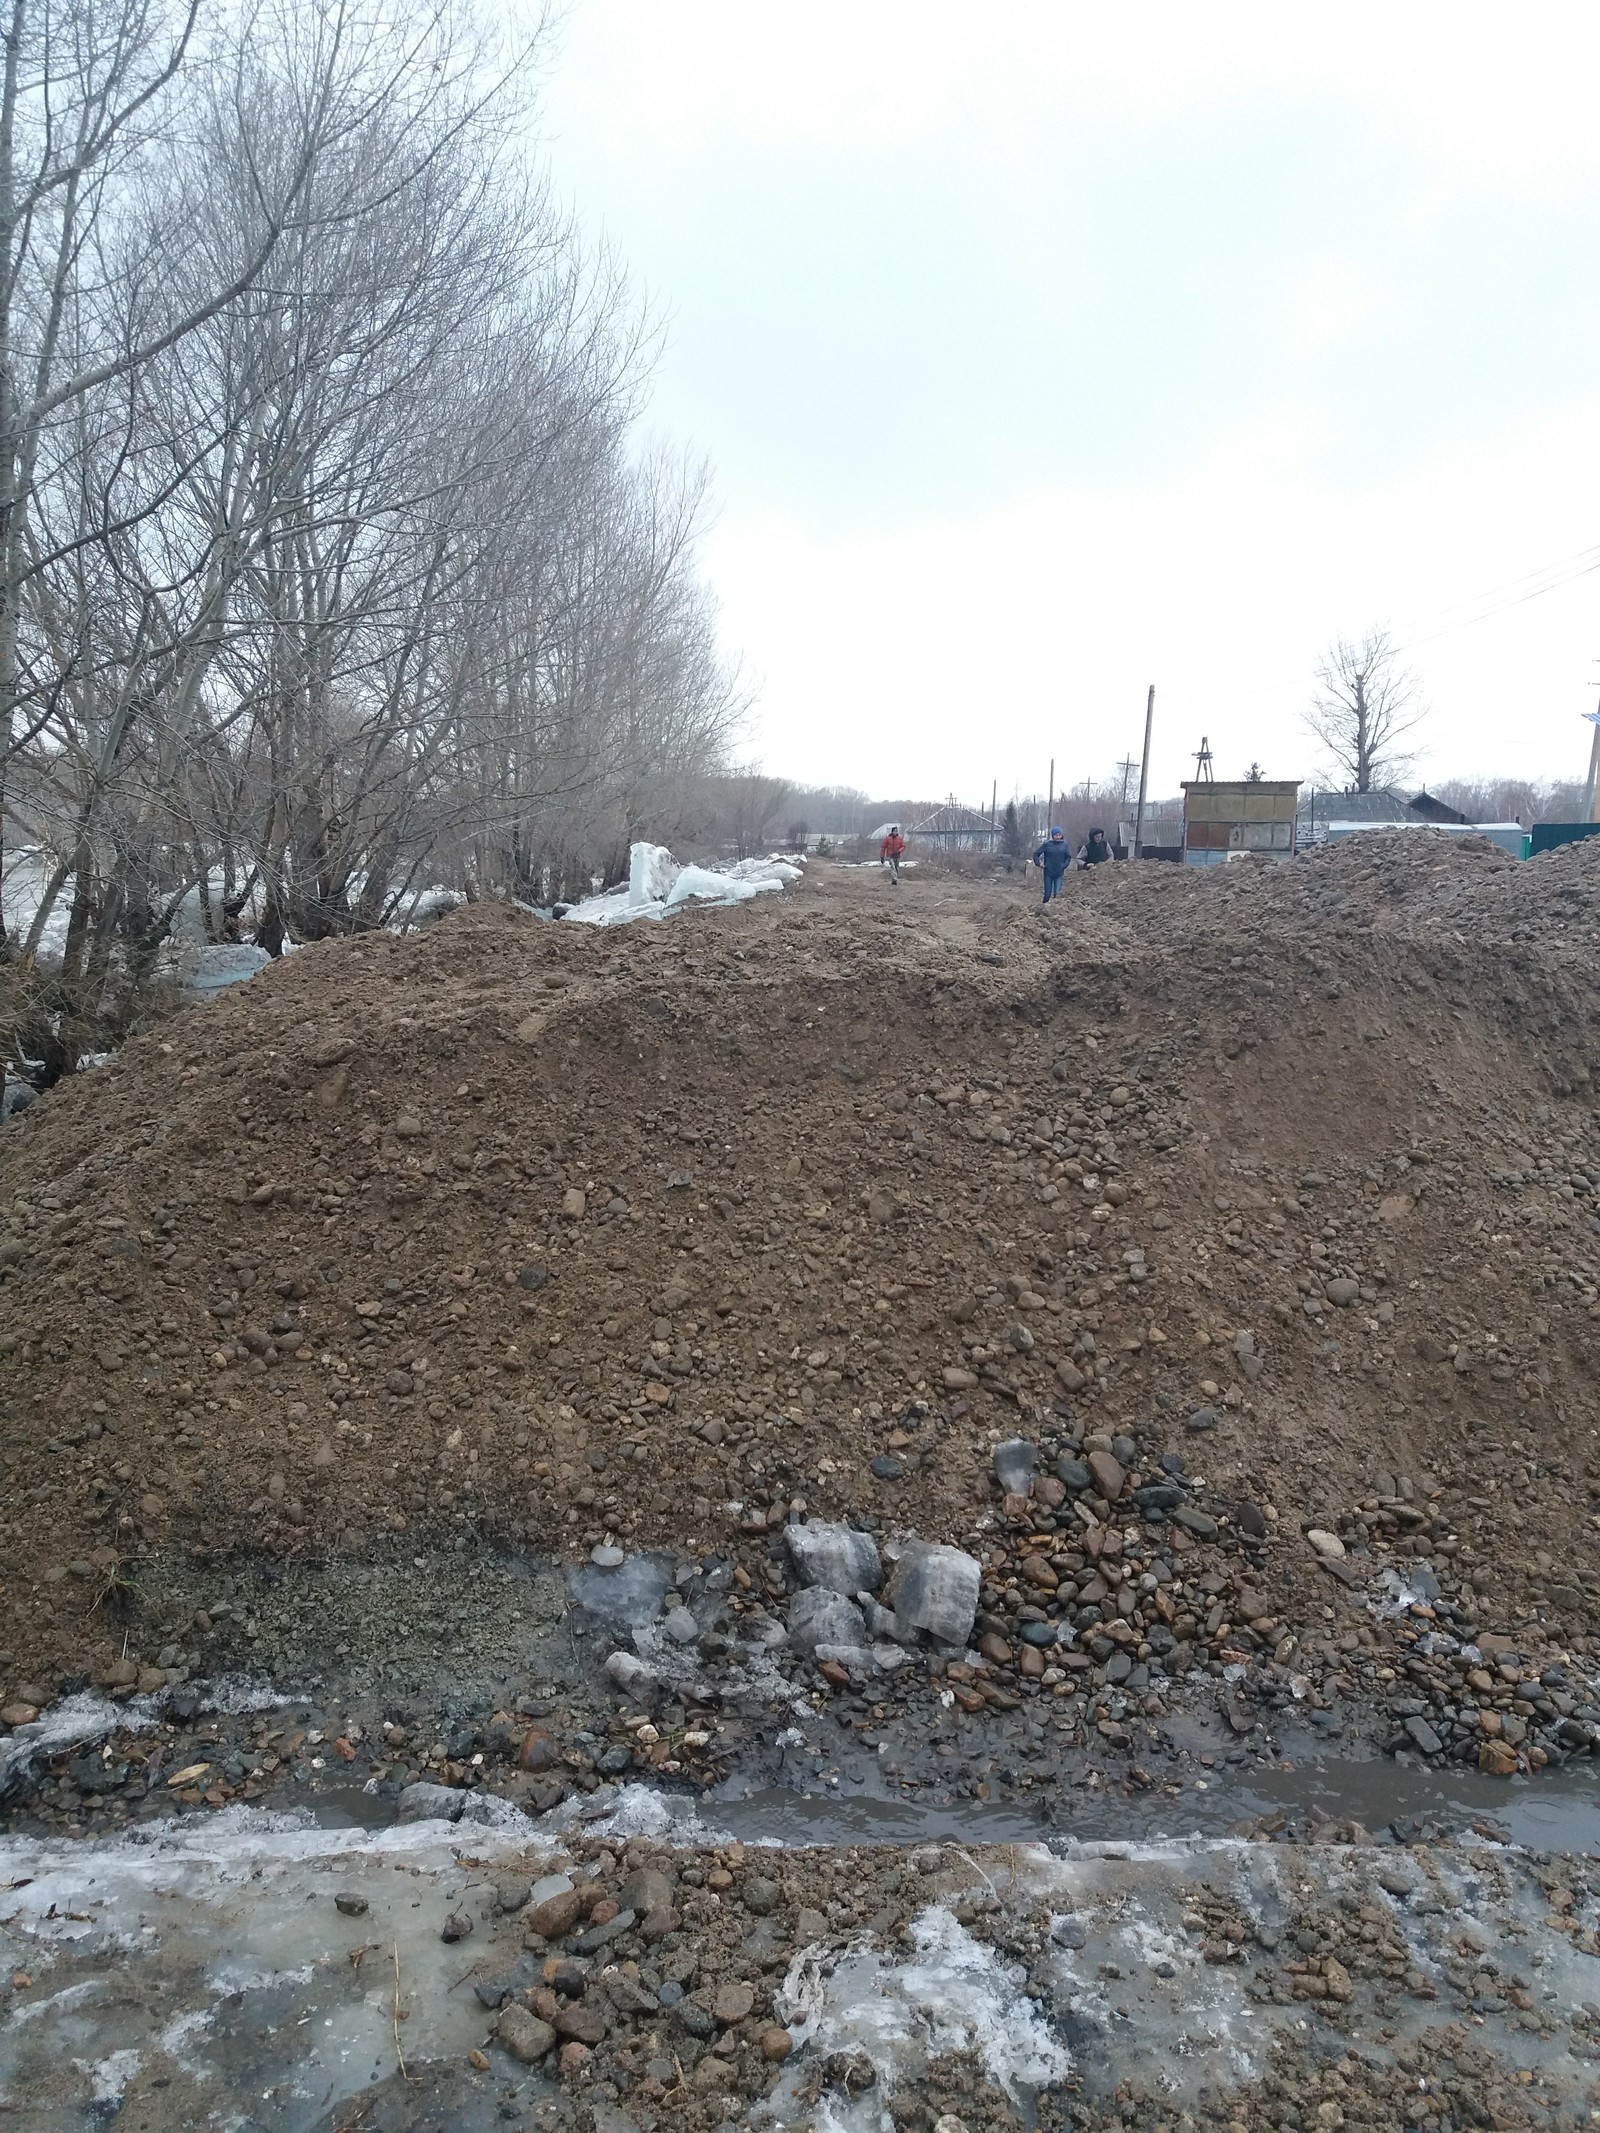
[1,836,1599,2126]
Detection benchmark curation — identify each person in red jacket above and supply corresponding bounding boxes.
[879,825,906,884]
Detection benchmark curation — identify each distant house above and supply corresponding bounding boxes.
[1296,787,1469,842]
[1298,787,1524,856]
[906,801,997,852]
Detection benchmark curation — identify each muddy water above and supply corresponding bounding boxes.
[286,1754,1600,1853]
[701,1755,1600,1854]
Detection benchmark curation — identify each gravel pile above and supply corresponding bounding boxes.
[0,837,1596,1794]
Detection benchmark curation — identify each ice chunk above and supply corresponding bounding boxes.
[396,1782,469,1824]
[568,1551,672,1627]
[787,1587,868,1656]
[992,1438,1037,1496]
[784,1520,882,1595]
[811,1643,877,1673]
[177,943,272,998]
[604,1651,659,1697]
[564,841,799,927]
[664,864,768,909]
[886,1541,981,1647]
[628,842,680,907]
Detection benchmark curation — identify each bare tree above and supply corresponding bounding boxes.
[1,0,743,1084]
[1431,775,1588,827]
[703,772,789,861]
[1306,627,1425,793]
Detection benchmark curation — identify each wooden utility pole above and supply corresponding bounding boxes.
[1585,710,1600,823]
[1046,757,1054,834]
[1133,684,1155,858]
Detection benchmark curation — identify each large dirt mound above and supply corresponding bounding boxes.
[2,833,1597,1698]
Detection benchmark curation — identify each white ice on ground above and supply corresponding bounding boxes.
[0,1807,554,2128]
[899,1906,1070,2091]
[0,1689,167,1790]
[769,1902,1068,2121]
[548,1780,734,1846]
[87,2048,142,2106]
[564,841,801,926]
[0,1678,291,1791]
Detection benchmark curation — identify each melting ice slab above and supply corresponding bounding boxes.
[0,1808,545,2132]
[563,841,802,926]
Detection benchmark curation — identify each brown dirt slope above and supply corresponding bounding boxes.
[1,832,1597,1690]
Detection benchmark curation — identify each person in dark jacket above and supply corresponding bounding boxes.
[1078,826,1111,868]
[1032,826,1071,903]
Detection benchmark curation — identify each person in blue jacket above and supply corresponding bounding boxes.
[1032,825,1071,903]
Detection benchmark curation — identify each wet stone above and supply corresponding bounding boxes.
[574,1908,637,1955]
[713,1980,755,2024]
[1405,1715,1444,1757]
[743,1875,782,1915]
[497,2005,557,2064]
[1172,1506,1218,1539]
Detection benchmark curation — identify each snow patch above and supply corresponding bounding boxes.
[87,2049,141,2105]
[157,2008,215,2077]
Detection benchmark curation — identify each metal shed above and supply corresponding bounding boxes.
[1181,780,1300,867]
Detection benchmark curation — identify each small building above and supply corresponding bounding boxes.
[906,800,998,852]
[1181,779,1299,867]
[1299,787,1526,857]
[1297,787,1469,844]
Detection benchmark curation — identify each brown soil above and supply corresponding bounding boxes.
[2,835,1598,1708]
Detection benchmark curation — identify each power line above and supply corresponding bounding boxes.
[1397,542,1600,649]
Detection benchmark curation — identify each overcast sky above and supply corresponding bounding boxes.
[538,2,1600,803]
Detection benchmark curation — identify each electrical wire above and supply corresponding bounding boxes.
[1396,541,1600,649]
